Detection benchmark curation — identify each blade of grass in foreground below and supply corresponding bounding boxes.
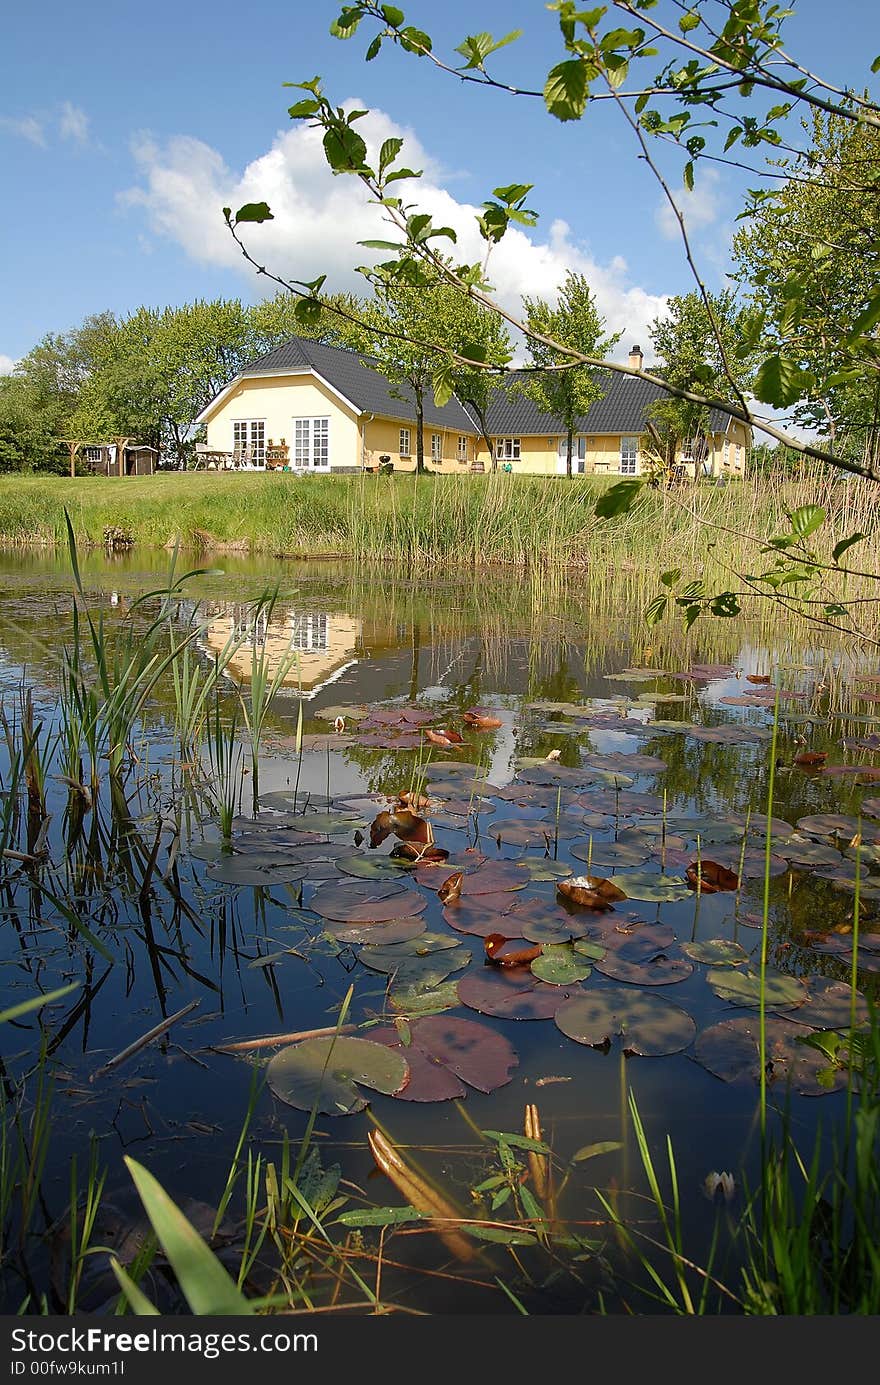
[123,1156,254,1315]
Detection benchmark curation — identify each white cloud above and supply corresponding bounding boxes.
[0,115,46,147]
[122,105,667,361]
[59,102,89,144]
[0,354,17,375]
[655,167,723,242]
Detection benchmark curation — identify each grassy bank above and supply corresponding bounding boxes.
[1,469,877,579]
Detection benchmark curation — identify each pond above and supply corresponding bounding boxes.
[1,547,878,1315]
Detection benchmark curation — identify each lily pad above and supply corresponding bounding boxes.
[372,1016,518,1101]
[554,989,696,1056]
[694,1016,846,1097]
[584,752,667,773]
[322,916,427,946]
[571,840,650,869]
[358,940,471,987]
[336,854,416,879]
[795,813,863,842]
[707,967,807,1011]
[457,969,579,1020]
[782,978,869,1030]
[205,858,308,887]
[388,979,462,1015]
[517,857,575,881]
[606,871,691,902]
[310,880,426,923]
[682,939,749,966]
[531,944,594,985]
[267,1036,409,1115]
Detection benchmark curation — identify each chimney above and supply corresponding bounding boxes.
[628,344,643,371]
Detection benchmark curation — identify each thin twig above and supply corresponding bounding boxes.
[90,999,201,1080]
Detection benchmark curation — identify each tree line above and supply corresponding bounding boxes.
[2,88,875,478]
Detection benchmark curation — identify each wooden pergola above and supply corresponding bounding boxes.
[60,436,136,479]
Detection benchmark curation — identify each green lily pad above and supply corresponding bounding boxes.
[606,871,691,902]
[516,857,575,882]
[683,939,749,966]
[205,857,307,886]
[267,1036,409,1115]
[358,939,471,986]
[571,840,650,869]
[336,854,416,879]
[555,989,696,1056]
[322,915,427,946]
[574,939,607,960]
[388,979,462,1015]
[531,945,594,985]
[314,705,370,722]
[707,967,807,1011]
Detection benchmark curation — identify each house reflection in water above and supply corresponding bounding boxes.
[203,603,363,696]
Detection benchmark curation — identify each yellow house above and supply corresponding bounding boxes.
[195,338,749,478]
[202,602,362,696]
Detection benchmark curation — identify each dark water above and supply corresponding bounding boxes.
[1,548,878,1313]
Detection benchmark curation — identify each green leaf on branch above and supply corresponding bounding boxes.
[544,60,590,121]
[233,202,274,225]
[595,478,643,518]
[455,30,522,69]
[845,292,880,344]
[789,504,825,540]
[323,125,368,173]
[287,99,321,118]
[381,5,405,26]
[753,353,809,408]
[379,137,403,172]
[683,160,694,191]
[660,569,681,588]
[832,532,867,564]
[645,594,669,625]
[709,591,741,618]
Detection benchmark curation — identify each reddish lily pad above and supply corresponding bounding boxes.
[372,1016,518,1101]
[267,1036,409,1115]
[782,978,869,1030]
[457,969,579,1020]
[557,876,627,908]
[795,813,864,842]
[685,860,739,893]
[310,879,426,923]
[694,1016,846,1096]
[554,989,696,1056]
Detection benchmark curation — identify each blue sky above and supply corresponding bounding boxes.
[1,0,876,370]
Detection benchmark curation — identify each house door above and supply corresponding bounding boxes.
[293,417,330,470]
[557,437,586,474]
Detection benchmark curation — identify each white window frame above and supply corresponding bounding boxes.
[399,428,411,457]
[619,437,638,475]
[292,417,330,470]
[734,442,743,469]
[431,433,442,462]
[495,438,521,460]
[232,419,266,465]
[723,439,731,467]
[457,435,468,462]
[288,613,329,651]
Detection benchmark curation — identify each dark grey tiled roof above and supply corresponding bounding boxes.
[236,338,740,438]
[240,337,477,432]
[481,370,669,436]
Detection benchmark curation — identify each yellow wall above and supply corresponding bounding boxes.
[203,609,362,692]
[474,433,647,476]
[363,418,473,473]
[204,374,360,468]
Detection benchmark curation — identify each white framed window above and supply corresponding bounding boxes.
[722,440,731,467]
[292,417,330,469]
[495,438,521,460]
[431,433,442,462]
[399,428,411,457]
[457,435,468,462]
[619,437,638,474]
[232,419,266,464]
[734,443,743,468]
[84,446,103,463]
[289,613,329,651]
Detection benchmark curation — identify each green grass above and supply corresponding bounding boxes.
[1,470,876,590]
